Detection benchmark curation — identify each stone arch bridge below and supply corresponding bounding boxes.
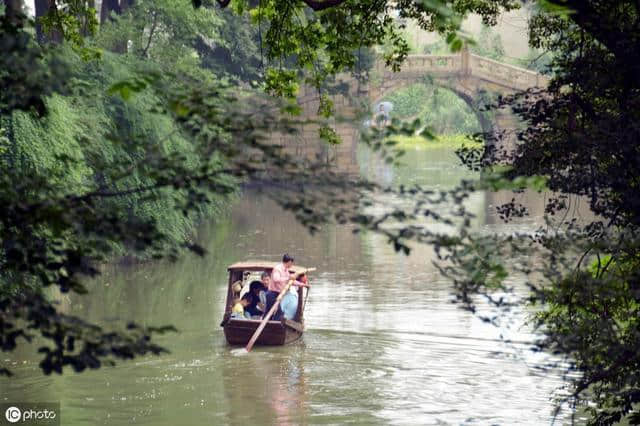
[279,48,549,174]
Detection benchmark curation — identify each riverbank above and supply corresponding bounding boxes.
[391,133,483,150]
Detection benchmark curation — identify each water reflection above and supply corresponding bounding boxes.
[221,346,310,425]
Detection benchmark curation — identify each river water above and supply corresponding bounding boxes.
[2,147,577,425]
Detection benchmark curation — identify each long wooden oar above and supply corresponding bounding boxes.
[245,268,315,352]
[301,280,311,315]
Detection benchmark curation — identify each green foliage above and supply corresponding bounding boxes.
[0,9,248,375]
[469,25,505,61]
[317,93,333,118]
[534,251,640,424]
[214,0,515,99]
[389,133,481,150]
[3,47,229,258]
[197,8,262,81]
[355,1,640,421]
[92,1,640,424]
[0,12,68,116]
[381,83,430,118]
[380,82,483,135]
[353,47,376,81]
[9,6,607,420]
[474,166,548,192]
[2,4,397,375]
[448,0,640,422]
[9,94,92,190]
[445,31,473,53]
[318,125,340,145]
[422,37,448,54]
[264,68,299,100]
[106,73,159,101]
[38,1,101,60]
[514,48,553,73]
[96,0,254,85]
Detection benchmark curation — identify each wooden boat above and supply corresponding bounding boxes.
[220,261,312,346]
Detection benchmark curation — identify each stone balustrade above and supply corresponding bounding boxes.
[287,49,550,174]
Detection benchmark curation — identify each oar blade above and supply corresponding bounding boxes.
[231,347,249,356]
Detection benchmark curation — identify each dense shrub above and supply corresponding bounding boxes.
[1,49,230,259]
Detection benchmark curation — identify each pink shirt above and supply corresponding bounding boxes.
[269,263,301,293]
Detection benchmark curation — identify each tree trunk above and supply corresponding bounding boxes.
[33,0,63,44]
[100,0,121,25]
[80,0,96,37]
[115,0,136,53]
[3,0,24,26]
[121,0,134,11]
[141,10,157,57]
[100,0,132,53]
[34,0,49,43]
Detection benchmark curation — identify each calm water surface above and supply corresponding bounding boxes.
[2,147,575,425]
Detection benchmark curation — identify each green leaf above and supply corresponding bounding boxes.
[169,100,190,117]
[538,0,575,16]
[451,38,463,52]
[107,82,133,100]
[319,126,340,145]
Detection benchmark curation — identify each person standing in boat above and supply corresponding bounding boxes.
[281,273,308,320]
[265,254,309,320]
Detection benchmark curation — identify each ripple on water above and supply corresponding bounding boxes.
[2,165,574,424]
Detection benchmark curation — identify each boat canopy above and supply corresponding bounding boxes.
[227,261,310,274]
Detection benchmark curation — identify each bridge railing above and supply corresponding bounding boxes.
[296,51,550,110]
[373,54,462,77]
[469,54,549,90]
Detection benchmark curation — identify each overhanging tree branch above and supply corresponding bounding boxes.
[299,0,348,10]
[216,0,348,10]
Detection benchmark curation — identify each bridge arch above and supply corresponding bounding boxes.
[363,48,549,142]
[287,48,549,173]
[370,78,495,136]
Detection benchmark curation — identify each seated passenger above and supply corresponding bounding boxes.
[231,293,253,319]
[259,271,270,306]
[245,280,267,318]
[231,280,243,296]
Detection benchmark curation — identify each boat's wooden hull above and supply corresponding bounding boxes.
[223,318,303,346]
